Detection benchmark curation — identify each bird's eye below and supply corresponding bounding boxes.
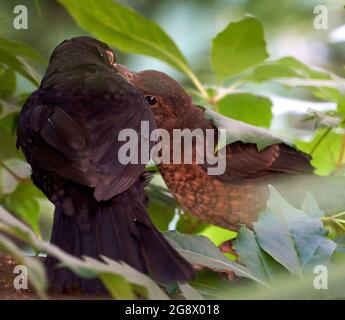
[146,96,157,105]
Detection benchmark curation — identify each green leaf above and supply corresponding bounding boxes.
[272,78,345,92]
[198,225,236,246]
[254,213,302,276]
[0,48,39,86]
[301,192,324,219]
[244,57,345,99]
[146,179,207,234]
[235,187,336,286]
[211,16,268,81]
[193,264,345,299]
[179,283,205,300]
[147,201,175,231]
[217,93,272,127]
[254,186,336,274]
[59,0,188,72]
[176,211,208,234]
[307,108,341,128]
[189,271,235,300]
[0,68,16,98]
[146,183,176,231]
[164,231,269,286]
[2,183,44,237]
[336,94,345,117]
[234,227,286,284]
[34,0,42,18]
[0,99,20,119]
[0,38,46,64]
[295,128,342,175]
[0,112,23,161]
[246,56,331,82]
[0,39,43,86]
[99,273,135,300]
[205,108,291,151]
[334,236,345,254]
[313,87,342,103]
[101,256,168,299]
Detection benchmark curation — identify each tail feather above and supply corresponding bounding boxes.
[46,203,103,293]
[95,203,147,273]
[271,145,314,174]
[46,184,194,294]
[135,216,195,283]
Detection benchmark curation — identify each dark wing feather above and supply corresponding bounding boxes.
[18,72,155,201]
[214,140,314,182]
[193,104,314,181]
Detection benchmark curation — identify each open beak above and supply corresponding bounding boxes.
[113,63,136,83]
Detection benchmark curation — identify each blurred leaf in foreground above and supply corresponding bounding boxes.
[0,38,45,86]
[234,227,286,284]
[0,39,46,64]
[0,67,16,99]
[2,183,44,237]
[235,186,336,283]
[164,231,269,287]
[0,112,23,161]
[178,283,205,300]
[0,205,168,300]
[192,263,345,299]
[0,233,47,298]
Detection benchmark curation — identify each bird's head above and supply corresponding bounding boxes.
[114,64,193,130]
[44,37,116,79]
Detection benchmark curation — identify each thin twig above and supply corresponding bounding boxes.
[336,130,345,170]
[332,211,345,219]
[211,80,245,105]
[310,127,332,156]
[321,211,345,233]
[334,220,345,233]
[178,64,209,100]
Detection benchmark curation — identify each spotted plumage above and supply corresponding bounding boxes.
[114,66,339,231]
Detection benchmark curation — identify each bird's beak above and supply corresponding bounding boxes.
[106,50,115,65]
[113,63,136,83]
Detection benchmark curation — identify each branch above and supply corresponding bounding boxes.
[336,130,345,170]
[310,127,332,156]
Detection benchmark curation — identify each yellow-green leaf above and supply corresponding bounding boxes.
[59,0,188,72]
[211,16,268,81]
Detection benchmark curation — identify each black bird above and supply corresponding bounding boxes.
[16,37,194,293]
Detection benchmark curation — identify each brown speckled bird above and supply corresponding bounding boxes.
[114,65,345,231]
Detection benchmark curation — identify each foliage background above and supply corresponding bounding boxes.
[0,0,345,299]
